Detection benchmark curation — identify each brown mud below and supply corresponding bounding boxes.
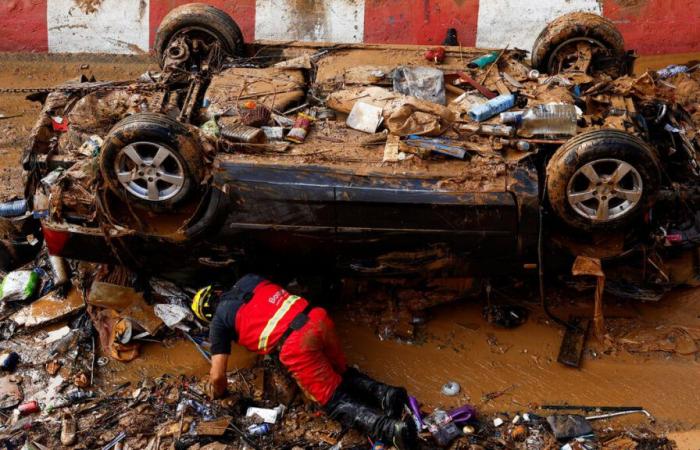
[1,51,700,446]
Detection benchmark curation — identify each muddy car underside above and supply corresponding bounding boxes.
[15,8,700,295]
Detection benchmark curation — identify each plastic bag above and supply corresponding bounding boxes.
[1,271,40,302]
[154,304,194,331]
[393,66,446,105]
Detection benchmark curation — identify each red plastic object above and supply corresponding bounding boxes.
[425,47,446,63]
[18,400,40,415]
[51,116,69,132]
[457,72,497,99]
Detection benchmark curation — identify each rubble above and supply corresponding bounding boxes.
[0,5,699,449]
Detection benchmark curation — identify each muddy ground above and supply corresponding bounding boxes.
[1,52,700,448]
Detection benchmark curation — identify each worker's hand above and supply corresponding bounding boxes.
[207,374,228,399]
[208,354,229,399]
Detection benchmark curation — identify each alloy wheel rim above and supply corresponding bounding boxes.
[114,142,185,202]
[567,158,643,222]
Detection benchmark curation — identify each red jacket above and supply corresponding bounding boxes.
[235,279,309,354]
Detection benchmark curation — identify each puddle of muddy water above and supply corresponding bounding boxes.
[100,287,700,433]
[101,337,257,385]
[336,294,700,431]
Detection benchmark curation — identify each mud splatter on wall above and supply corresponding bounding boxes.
[47,0,150,53]
[1,0,699,54]
[74,0,103,14]
[255,0,365,43]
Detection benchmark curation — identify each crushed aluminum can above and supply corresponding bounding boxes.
[286,113,314,144]
[221,124,265,144]
[247,423,270,436]
[18,400,40,415]
[316,107,336,120]
[261,126,285,141]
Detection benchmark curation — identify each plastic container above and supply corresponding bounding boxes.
[0,199,28,218]
[505,104,577,136]
[468,52,499,69]
[393,66,446,105]
[468,94,515,122]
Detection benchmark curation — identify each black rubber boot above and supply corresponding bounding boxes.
[325,389,418,450]
[343,368,409,419]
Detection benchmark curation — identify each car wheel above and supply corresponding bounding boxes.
[100,113,204,209]
[546,130,661,232]
[154,3,244,69]
[531,12,626,75]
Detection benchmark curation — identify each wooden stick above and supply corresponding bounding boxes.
[479,46,508,85]
[593,275,606,340]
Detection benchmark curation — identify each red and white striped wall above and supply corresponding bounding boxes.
[1,0,698,55]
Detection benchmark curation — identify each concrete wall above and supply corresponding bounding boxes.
[1,0,698,55]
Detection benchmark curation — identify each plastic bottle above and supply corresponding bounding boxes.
[657,64,688,79]
[0,199,27,218]
[468,94,515,122]
[502,104,577,136]
[468,52,499,69]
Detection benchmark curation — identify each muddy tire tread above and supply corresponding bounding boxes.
[100,113,204,210]
[154,3,244,67]
[531,12,625,74]
[546,129,660,232]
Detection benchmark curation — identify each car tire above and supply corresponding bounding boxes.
[546,130,661,232]
[154,3,244,69]
[100,113,204,210]
[531,12,625,75]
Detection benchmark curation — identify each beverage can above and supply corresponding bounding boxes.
[247,423,270,436]
[18,400,40,415]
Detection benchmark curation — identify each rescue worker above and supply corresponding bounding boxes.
[192,274,418,450]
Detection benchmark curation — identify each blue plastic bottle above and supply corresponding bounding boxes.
[468,94,515,122]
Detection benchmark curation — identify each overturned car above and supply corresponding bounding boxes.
[13,5,700,297]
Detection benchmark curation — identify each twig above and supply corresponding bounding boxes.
[316,136,344,143]
[479,46,509,85]
[481,384,516,404]
[90,335,96,386]
[283,102,309,116]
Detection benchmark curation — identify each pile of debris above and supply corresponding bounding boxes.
[0,251,678,449]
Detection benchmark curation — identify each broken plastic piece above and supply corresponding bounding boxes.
[51,116,69,132]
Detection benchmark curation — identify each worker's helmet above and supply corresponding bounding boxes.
[192,286,216,322]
